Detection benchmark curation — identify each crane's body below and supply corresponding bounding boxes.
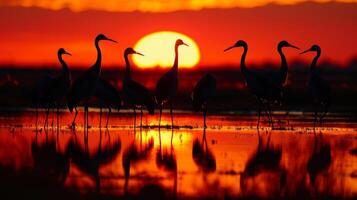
[301,45,331,127]
[67,34,117,129]
[225,40,282,128]
[191,73,217,128]
[34,48,71,128]
[155,39,188,130]
[122,48,155,129]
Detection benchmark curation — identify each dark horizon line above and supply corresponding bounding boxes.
[1,56,357,71]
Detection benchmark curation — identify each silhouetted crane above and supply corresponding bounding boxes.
[224,40,282,129]
[155,39,188,130]
[67,34,117,130]
[122,48,155,129]
[272,41,299,127]
[94,77,122,128]
[273,41,299,87]
[301,45,331,128]
[191,73,217,128]
[33,48,71,129]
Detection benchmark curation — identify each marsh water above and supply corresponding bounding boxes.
[0,110,356,199]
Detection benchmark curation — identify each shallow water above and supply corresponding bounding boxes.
[0,110,356,199]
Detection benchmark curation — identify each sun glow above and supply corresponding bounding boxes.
[133,31,200,68]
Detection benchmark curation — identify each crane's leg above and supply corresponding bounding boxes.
[170,101,174,129]
[203,106,207,129]
[257,105,261,130]
[140,107,143,132]
[99,105,102,129]
[267,104,274,129]
[106,107,111,128]
[44,106,50,130]
[159,104,163,132]
[35,104,39,131]
[133,107,136,132]
[71,107,78,130]
[56,104,60,131]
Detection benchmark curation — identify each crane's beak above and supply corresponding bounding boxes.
[182,42,189,47]
[289,44,300,50]
[300,48,311,54]
[64,51,72,56]
[135,51,144,56]
[224,46,234,52]
[106,38,118,43]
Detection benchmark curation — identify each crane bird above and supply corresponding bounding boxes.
[122,47,155,130]
[272,41,299,127]
[67,34,117,130]
[224,40,282,129]
[65,78,122,129]
[155,39,188,130]
[35,48,72,129]
[301,45,331,128]
[191,73,217,128]
[95,78,122,128]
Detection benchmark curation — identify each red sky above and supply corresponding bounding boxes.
[0,1,357,68]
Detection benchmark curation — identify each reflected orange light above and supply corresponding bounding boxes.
[133,31,200,68]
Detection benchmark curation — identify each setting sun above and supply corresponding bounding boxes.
[132,31,200,68]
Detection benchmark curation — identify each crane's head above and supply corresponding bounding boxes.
[278,40,299,50]
[58,48,71,56]
[125,47,144,56]
[176,39,189,47]
[300,44,321,54]
[96,34,117,43]
[224,40,247,52]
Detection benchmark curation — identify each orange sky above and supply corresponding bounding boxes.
[0,1,357,68]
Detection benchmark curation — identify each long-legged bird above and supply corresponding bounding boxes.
[301,45,331,128]
[191,73,217,128]
[224,40,282,129]
[155,39,188,130]
[122,48,155,129]
[67,34,117,130]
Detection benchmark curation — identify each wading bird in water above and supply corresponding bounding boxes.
[34,48,71,129]
[272,41,299,127]
[67,34,117,130]
[224,40,282,129]
[191,73,217,128]
[155,39,188,130]
[122,48,155,130]
[94,78,122,128]
[301,45,331,128]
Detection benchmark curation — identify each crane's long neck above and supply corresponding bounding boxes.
[94,39,102,72]
[278,47,288,85]
[124,52,131,79]
[173,44,179,71]
[310,50,321,73]
[240,45,249,76]
[58,53,69,74]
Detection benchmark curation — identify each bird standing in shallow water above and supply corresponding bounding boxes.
[35,48,71,129]
[224,40,282,129]
[122,48,155,130]
[191,73,217,128]
[155,39,188,130]
[67,34,117,130]
[301,45,331,128]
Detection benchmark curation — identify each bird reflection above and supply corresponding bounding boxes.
[122,136,154,195]
[307,133,331,186]
[31,133,70,185]
[192,128,216,173]
[240,130,286,198]
[156,131,177,199]
[67,130,121,192]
